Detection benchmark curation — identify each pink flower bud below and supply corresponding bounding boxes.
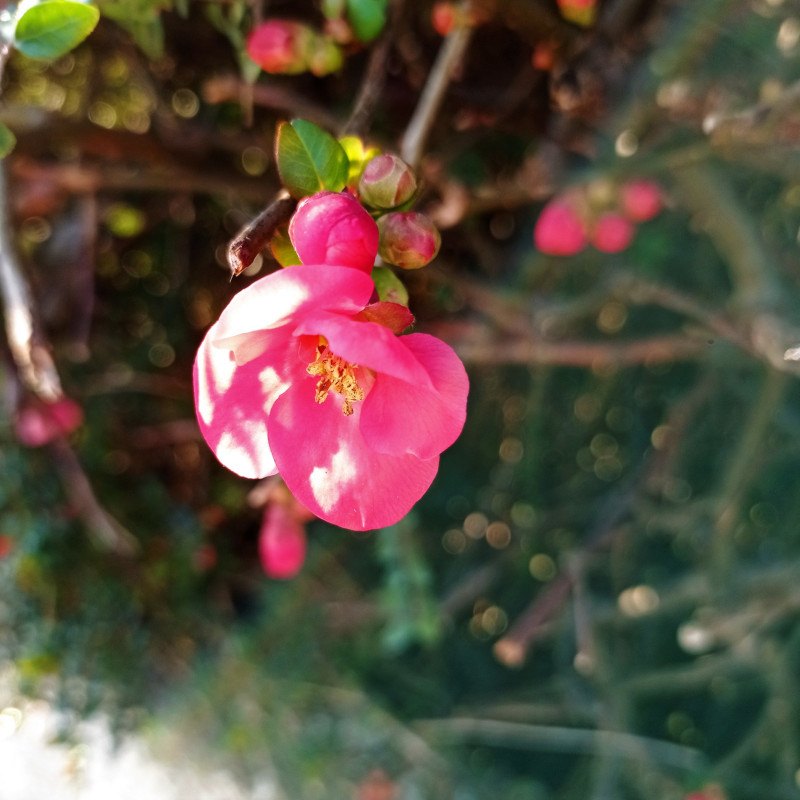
[359,155,417,210]
[289,191,379,274]
[377,212,441,270]
[14,396,83,447]
[246,20,314,75]
[592,213,634,253]
[534,200,587,255]
[258,504,307,580]
[620,179,663,222]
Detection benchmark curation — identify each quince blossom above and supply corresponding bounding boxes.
[194,265,468,531]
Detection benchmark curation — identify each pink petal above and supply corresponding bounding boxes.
[258,504,307,579]
[211,265,375,363]
[360,333,468,459]
[194,324,290,479]
[268,381,439,530]
[293,311,434,389]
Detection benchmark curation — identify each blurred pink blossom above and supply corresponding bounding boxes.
[533,199,587,256]
[592,212,634,253]
[14,396,83,447]
[246,20,314,74]
[258,504,307,579]
[620,179,663,222]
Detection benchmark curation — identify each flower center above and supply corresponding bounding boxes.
[306,344,364,416]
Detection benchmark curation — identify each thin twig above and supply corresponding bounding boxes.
[50,438,140,556]
[227,192,296,277]
[400,1,475,169]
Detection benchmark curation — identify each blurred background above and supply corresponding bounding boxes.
[1,0,800,798]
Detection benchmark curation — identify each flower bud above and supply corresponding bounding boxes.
[308,36,344,77]
[359,155,417,210]
[620,179,662,222]
[246,20,315,75]
[377,212,441,270]
[556,0,597,27]
[258,505,307,580]
[592,213,634,253]
[289,191,379,274]
[534,199,587,256]
[14,396,83,447]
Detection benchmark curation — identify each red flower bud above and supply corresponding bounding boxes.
[592,213,634,253]
[246,20,315,75]
[534,199,587,255]
[289,191,379,274]
[620,179,663,222]
[359,155,417,210]
[377,211,441,270]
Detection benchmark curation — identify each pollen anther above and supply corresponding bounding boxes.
[307,345,364,416]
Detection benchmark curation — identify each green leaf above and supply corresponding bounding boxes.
[269,224,302,267]
[0,124,17,158]
[100,0,169,59]
[275,119,349,199]
[371,266,408,307]
[14,1,100,60]
[346,0,387,42]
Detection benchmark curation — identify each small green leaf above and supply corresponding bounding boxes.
[346,0,387,42]
[0,124,17,158]
[275,119,349,199]
[371,266,409,307]
[15,1,100,60]
[269,224,302,267]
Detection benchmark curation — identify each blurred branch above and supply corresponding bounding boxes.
[0,163,62,401]
[202,75,340,131]
[672,162,778,309]
[711,367,787,582]
[400,1,475,168]
[50,439,140,556]
[414,717,705,771]
[342,0,405,139]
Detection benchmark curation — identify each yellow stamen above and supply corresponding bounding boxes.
[306,345,364,416]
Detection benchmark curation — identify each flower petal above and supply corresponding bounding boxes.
[194,323,296,479]
[212,265,375,364]
[360,333,469,459]
[268,380,439,530]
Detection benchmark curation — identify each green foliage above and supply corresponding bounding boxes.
[0,123,16,158]
[13,0,100,59]
[275,119,350,199]
[345,0,388,43]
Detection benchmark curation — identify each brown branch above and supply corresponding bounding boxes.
[50,438,140,556]
[445,328,709,367]
[0,163,62,400]
[202,75,341,132]
[227,192,296,277]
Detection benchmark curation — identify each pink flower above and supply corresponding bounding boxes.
[247,20,314,74]
[620,179,663,222]
[592,212,634,253]
[194,266,469,531]
[534,199,587,255]
[289,191,379,274]
[14,396,83,447]
[258,503,307,579]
